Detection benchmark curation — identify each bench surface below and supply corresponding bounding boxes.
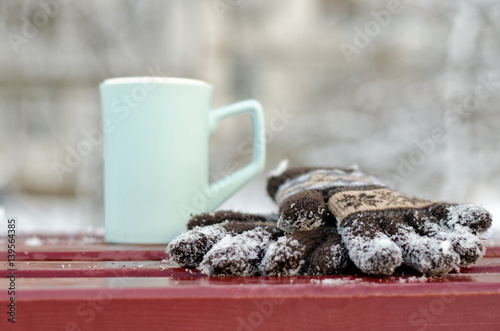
[1,236,499,330]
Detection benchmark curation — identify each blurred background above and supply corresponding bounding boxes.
[0,0,499,238]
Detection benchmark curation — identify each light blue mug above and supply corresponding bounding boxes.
[100,77,266,243]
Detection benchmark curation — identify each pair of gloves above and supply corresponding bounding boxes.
[167,165,492,277]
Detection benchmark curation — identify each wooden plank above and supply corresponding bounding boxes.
[2,257,499,279]
[0,261,203,278]
[1,236,497,261]
[0,248,166,261]
[1,256,499,278]
[0,236,498,330]
[0,234,107,244]
[2,272,500,290]
[3,274,500,293]
[0,235,166,261]
[1,278,499,330]
[485,243,500,257]
[0,235,498,330]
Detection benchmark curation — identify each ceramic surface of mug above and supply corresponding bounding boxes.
[100,77,265,243]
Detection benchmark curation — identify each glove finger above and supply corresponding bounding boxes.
[260,227,330,276]
[167,223,228,268]
[168,218,281,268]
[188,210,278,230]
[339,214,402,275]
[381,213,460,276]
[306,230,348,275]
[447,231,485,266]
[277,190,326,232]
[404,212,485,267]
[428,203,492,235]
[199,227,277,276]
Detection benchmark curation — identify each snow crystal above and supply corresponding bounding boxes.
[166,224,228,267]
[317,244,348,272]
[440,240,451,253]
[310,278,363,286]
[445,204,490,233]
[414,215,486,267]
[391,223,460,276]
[24,236,43,246]
[199,227,273,276]
[340,221,402,275]
[277,203,324,232]
[260,236,305,276]
[398,276,428,283]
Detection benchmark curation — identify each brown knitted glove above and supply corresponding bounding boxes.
[267,166,492,276]
[166,211,348,276]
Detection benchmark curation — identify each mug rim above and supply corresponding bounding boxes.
[101,77,211,87]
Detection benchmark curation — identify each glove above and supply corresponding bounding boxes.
[267,166,492,276]
[167,211,349,276]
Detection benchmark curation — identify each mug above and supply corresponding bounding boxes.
[100,77,265,244]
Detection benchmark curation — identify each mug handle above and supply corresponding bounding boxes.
[206,99,266,211]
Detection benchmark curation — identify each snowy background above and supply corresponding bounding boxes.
[0,0,499,239]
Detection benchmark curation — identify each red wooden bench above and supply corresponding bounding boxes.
[1,235,499,330]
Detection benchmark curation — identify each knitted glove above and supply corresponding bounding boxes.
[166,211,348,276]
[267,166,492,276]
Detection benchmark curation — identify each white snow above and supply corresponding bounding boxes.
[24,236,43,246]
[166,224,228,267]
[445,204,487,230]
[277,208,324,233]
[199,227,273,276]
[398,276,428,283]
[340,218,403,275]
[260,236,305,276]
[390,221,461,275]
[440,240,452,254]
[310,278,363,286]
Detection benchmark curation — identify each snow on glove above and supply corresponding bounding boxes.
[267,166,492,276]
[260,225,348,276]
[167,211,280,274]
[166,211,348,276]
